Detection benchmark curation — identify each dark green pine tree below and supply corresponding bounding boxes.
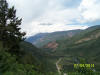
[0,0,26,54]
[0,0,8,49]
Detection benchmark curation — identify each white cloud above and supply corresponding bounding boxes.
[23,21,88,37]
[7,0,100,36]
[79,0,100,22]
[35,8,80,24]
[7,0,50,23]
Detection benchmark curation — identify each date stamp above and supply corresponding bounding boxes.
[74,64,94,68]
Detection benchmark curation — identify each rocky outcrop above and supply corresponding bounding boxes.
[75,32,100,44]
[44,41,58,50]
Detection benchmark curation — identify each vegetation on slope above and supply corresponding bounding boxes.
[41,25,100,74]
[26,30,82,48]
[0,0,100,75]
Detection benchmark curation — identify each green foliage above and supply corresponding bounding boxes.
[26,30,82,48]
[0,50,42,75]
[0,1,44,75]
[39,25,100,73]
[0,0,100,75]
[0,0,25,54]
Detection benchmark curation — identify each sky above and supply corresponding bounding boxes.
[7,0,100,36]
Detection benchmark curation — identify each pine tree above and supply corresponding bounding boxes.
[0,0,26,54]
[0,0,8,48]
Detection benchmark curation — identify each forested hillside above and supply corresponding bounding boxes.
[26,30,82,47]
[0,0,43,75]
[0,0,100,75]
[41,25,100,74]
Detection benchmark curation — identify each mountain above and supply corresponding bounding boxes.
[26,29,82,48]
[19,41,44,70]
[26,33,48,43]
[20,41,59,73]
[25,25,100,74]
[42,25,100,72]
[44,25,100,51]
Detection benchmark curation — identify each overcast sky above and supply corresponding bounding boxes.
[7,0,100,36]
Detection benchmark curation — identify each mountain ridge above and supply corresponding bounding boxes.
[26,29,82,47]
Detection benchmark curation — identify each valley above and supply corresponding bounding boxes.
[0,0,100,75]
[26,25,100,74]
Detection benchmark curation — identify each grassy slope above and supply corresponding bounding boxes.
[20,41,59,73]
[56,25,100,71]
[26,30,82,48]
[41,25,100,72]
[20,25,100,73]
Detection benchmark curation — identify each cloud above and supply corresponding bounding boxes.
[23,21,88,36]
[7,0,50,23]
[7,0,82,24]
[35,8,81,25]
[79,0,100,23]
[7,0,100,36]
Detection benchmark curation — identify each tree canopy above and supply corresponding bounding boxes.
[0,0,25,53]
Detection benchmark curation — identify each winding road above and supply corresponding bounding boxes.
[56,58,67,75]
[56,58,62,75]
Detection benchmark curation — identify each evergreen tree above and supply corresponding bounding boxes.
[0,0,8,49]
[0,0,26,54]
